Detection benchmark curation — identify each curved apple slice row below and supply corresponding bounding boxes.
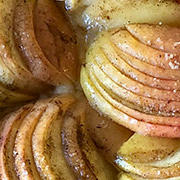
[81,67,180,137]
[87,45,180,102]
[62,113,96,179]
[0,104,33,180]
[111,30,180,70]
[14,0,77,85]
[87,58,180,115]
[32,96,76,179]
[14,99,50,180]
[87,65,180,126]
[126,24,180,54]
[102,41,180,91]
[0,0,49,95]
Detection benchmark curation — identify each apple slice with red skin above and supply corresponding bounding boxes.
[87,57,180,115]
[111,30,180,70]
[126,24,180,54]
[102,41,180,91]
[0,104,33,180]
[81,67,180,138]
[14,99,50,180]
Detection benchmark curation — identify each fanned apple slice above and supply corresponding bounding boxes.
[62,113,96,179]
[87,65,180,126]
[87,44,180,106]
[102,41,180,91]
[34,0,78,82]
[87,58,180,115]
[32,95,76,180]
[111,30,180,70]
[87,37,180,102]
[80,67,180,137]
[126,24,180,54]
[0,104,33,180]
[0,0,49,95]
[118,133,180,163]
[14,0,77,85]
[79,110,117,180]
[14,99,50,180]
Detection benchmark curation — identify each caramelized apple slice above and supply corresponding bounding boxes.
[102,41,180,91]
[81,67,180,137]
[118,133,180,163]
[34,0,78,82]
[0,0,49,95]
[111,30,180,70]
[86,64,180,126]
[14,99,49,180]
[32,95,75,179]
[126,24,180,54]
[79,108,117,179]
[0,104,33,180]
[87,57,180,116]
[62,113,96,179]
[14,0,77,85]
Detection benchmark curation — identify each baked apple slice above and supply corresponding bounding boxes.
[126,24,180,54]
[80,67,180,137]
[102,41,180,91]
[14,99,50,179]
[14,0,78,85]
[62,113,96,179]
[0,104,33,180]
[0,0,49,95]
[111,30,180,70]
[118,133,180,163]
[32,95,76,179]
[116,134,180,179]
[86,64,180,126]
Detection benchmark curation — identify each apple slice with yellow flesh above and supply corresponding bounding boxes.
[80,67,180,137]
[0,104,33,180]
[87,56,180,116]
[34,0,78,82]
[87,34,180,102]
[126,24,180,54]
[115,136,180,179]
[62,113,96,179]
[32,95,76,180]
[0,0,49,95]
[14,99,51,180]
[86,63,180,126]
[14,0,77,85]
[102,41,180,91]
[111,29,180,70]
[118,133,180,163]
